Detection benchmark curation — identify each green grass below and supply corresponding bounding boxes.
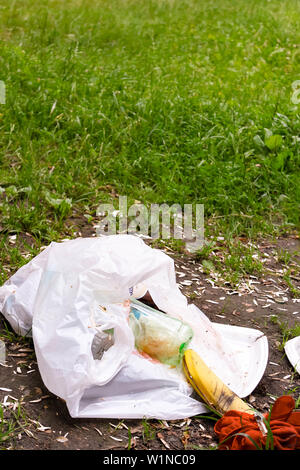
[0,0,299,285]
[141,418,156,443]
[194,239,264,286]
[270,314,300,350]
[283,269,300,297]
[0,319,31,343]
[0,400,29,449]
[0,0,300,243]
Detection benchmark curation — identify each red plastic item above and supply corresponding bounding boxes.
[214,395,300,450]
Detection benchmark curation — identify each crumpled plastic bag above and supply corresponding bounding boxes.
[0,234,267,419]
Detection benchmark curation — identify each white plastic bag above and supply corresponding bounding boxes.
[0,235,268,419]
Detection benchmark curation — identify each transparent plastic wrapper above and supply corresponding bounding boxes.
[129,299,193,366]
[0,235,268,419]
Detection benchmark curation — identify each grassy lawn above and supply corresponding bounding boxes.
[0,0,299,282]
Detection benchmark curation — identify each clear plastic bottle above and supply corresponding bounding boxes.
[129,299,193,366]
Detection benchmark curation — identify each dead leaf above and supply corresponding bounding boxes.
[157,432,171,449]
[129,424,143,434]
[181,430,190,448]
[56,436,68,443]
[24,429,37,439]
[94,427,103,436]
[8,353,28,357]
[109,436,123,442]
[37,425,51,432]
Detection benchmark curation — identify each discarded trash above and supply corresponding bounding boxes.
[91,329,114,361]
[183,349,254,416]
[214,395,300,450]
[0,235,269,419]
[284,336,300,375]
[209,323,268,398]
[129,299,193,366]
[0,340,5,364]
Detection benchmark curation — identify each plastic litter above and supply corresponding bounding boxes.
[91,329,114,361]
[284,336,300,375]
[129,298,193,366]
[214,395,300,450]
[0,339,5,364]
[0,234,268,419]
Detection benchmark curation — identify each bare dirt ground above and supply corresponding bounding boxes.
[0,223,299,451]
